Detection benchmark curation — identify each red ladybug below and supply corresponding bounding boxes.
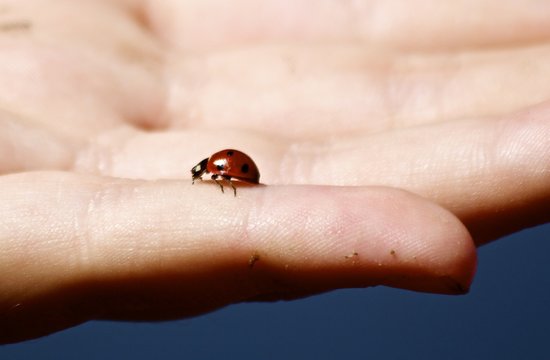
[191,149,260,196]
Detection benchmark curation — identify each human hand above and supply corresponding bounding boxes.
[1,0,548,343]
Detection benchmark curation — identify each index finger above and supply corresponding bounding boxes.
[0,171,475,343]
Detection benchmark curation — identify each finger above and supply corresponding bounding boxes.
[277,102,550,243]
[0,172,475,343]
[75,101,550,244]
[164,44,550,137]
[149,0,550,52]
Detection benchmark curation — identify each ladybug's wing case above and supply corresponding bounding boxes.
[206,149,260,184]
[230,162,260,184]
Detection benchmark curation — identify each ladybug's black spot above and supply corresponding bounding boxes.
[216,164,225,171]
[227,151,234,156]
[241,163,249,173]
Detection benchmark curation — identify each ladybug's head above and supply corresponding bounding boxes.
[191,158,209,183]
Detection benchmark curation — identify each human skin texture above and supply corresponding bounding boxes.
[0,0,548,343]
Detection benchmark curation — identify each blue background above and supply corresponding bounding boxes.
[2,223,549,360]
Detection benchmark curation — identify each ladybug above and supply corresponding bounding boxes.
[191,149,260,196]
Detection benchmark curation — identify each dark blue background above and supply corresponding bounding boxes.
[2,224,549,359]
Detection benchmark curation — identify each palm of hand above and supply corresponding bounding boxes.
[1,1,549,343]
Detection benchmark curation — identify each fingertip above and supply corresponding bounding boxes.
[245,186,477,295]
[380,188,478,294]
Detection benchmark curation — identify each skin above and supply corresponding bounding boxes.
[0,0,549,343]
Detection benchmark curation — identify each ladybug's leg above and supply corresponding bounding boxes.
[212,174,224,193]
[223,175,237,197]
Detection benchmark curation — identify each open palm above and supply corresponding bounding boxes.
[1,0,548,343]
